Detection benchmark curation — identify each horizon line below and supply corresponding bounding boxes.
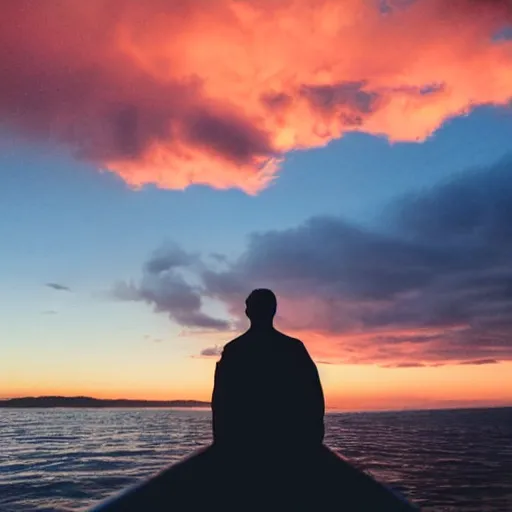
[1,395,511,414]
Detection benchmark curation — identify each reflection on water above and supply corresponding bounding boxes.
[324,408,512,511]
[0,407,511,511]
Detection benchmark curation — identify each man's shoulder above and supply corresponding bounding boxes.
[220,330,307,358]
[274,331,306,349]
[220,333,249,356]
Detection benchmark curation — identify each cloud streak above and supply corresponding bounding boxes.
[46,283,71,292]
[1,0,511,192]
[124,157,512,366]
[199,346,223,357]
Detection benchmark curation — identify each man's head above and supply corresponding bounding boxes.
[245,289,277,327]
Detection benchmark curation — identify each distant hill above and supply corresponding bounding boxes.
[0,396,210,408]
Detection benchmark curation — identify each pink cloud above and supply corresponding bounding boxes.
[1,0,511,192]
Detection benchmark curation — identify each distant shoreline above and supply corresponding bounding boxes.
[0,396,210,409]
[1,396,510,413]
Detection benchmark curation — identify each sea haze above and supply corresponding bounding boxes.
[0,408,510,511]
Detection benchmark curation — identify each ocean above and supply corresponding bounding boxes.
[0,407,510,511]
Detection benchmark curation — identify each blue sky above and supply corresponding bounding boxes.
[2,105,512,405]
[2,105,511,298]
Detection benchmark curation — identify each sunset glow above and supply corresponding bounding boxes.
[1,1,512,412]
[2,356,512,412]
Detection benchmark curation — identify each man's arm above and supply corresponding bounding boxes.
[296,341,325,444]
[211,345,239,445]
[211,357,226,444]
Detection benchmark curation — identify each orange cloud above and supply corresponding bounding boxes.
[1,0,511,192]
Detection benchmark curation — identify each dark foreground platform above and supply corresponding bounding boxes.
[88,444,418,511]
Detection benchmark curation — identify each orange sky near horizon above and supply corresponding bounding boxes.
[3,357,511,412]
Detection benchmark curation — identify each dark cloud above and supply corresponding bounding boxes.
[382,363,428,369]
[143,245,199,274]
[46,283,71,292]
[459,359,499,366]
[205,158,512,356]
[395,158,512,246]
[184,108,277,166]
[300,81,379,126]
[42,310,58,315]
[124,157,512,366]
[199,346,223,357]
[114,245,230,331]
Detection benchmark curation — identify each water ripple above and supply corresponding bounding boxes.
[0,408,511,511]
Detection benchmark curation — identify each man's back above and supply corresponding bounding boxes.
[212,327,325,452]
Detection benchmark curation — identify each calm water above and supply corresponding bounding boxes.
[0,407,511,511]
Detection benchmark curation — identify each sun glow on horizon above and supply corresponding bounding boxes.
[3,359,511,412]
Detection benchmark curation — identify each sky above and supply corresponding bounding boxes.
[1,0,512,410]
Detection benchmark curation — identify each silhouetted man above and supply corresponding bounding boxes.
[90,290,418,510]
[211,289,325,457]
